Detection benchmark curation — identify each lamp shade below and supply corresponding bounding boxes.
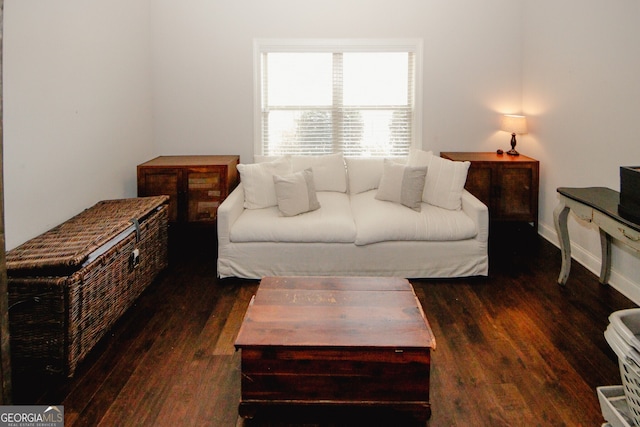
[500,115,527,134]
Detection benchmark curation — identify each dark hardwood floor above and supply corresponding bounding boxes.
[11,223,637,426]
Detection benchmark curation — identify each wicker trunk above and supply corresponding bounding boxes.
[6,196,169,377]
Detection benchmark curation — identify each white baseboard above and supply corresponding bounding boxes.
[538,222,640,306]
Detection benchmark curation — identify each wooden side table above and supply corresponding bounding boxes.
[440,152,539,228]
[137,155,239,224]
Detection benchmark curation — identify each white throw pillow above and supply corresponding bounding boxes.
[290,153,347,192]
[375,159,427,211]
[237,157,292,209]
[408,149,470,210]
[273,168,321,216]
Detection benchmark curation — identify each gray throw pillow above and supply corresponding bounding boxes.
[375,159,427,211]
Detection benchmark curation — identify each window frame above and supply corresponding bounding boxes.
[253,38,424,157]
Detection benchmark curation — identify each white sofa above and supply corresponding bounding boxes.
[217,151,488,279]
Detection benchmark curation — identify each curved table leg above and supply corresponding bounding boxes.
[554,199,571,285]
[599,228,612,284]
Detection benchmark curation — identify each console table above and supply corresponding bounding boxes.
[554,187,640,285]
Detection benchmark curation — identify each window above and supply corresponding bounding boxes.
[254,39,423,157]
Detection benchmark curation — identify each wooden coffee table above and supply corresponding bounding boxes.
[234,276,436,422]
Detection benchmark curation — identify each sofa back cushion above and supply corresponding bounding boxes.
[346,157,384,194]
[346,157,409,194]
[256,153,347,193]
[291,153,347,192]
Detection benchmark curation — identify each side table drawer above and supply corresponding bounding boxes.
[187,169,225,222]
[594,210,640,251]
[565,198,594,222]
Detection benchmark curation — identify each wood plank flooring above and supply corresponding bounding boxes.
[11,224,637,426]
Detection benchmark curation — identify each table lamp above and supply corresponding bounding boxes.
[500,114,527,156]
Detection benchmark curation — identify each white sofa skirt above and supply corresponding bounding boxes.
[217,239,488,279]
[217,184,489,279]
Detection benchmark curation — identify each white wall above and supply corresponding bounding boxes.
[3,0,154,249]
[6,1,639,303]
[523,0,640,302]
[150,0,524,163]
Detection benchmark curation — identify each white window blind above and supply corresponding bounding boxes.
[254,39,422,157]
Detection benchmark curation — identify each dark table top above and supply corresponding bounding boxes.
[235,276,435,349]
[557,187,640,232]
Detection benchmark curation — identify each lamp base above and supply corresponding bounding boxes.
[507,133,519,156]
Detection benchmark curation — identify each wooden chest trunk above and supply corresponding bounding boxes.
[7,196,169,377]
[235,276,435,422]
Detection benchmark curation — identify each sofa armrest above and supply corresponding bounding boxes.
[461,190,489,243]
[217,183,245,245]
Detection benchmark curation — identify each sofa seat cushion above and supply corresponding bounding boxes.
[230,192,356,243]
[351,190,478,246]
